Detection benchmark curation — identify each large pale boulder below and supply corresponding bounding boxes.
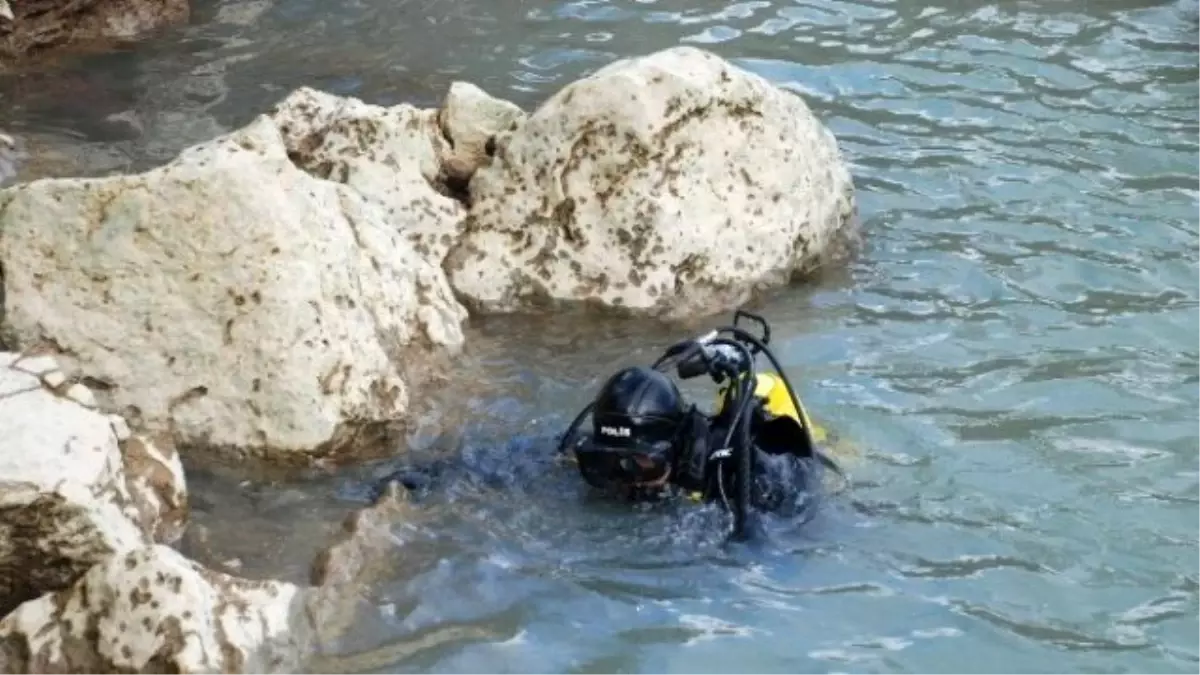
[0,0,190,64]
[0,352,187,617]
[447,46,858,319]
[0,544,312,673]
[0,110,469,465]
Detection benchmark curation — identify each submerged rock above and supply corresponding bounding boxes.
[309,481,413,591]
[302,482,508,673]
[0,352,187,618]
[0,544,312,673]
[0,111,468,466]
[0,0,190,65]
[448,46,858,318]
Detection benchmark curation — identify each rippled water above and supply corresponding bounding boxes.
[2,0,1198,672]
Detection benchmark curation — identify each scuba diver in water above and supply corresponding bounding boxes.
[380,310,845,541]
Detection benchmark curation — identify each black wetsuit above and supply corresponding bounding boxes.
[657,410,825,517]
[375,412,825,520]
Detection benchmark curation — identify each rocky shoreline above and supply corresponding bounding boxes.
[0,46,858,672]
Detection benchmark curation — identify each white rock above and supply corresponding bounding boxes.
[268,86,466,263]
[0,545,312,674]
[64,382,96,408]
[0,112,468,463]
[39,369,65,389]
[448,46,858,319]
[437,82,526,186]
[118,433,189,544]
[0,356,156,616]
[108,414,132,441]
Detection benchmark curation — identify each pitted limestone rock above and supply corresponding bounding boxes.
[0,353,187,618]
[119,433,188,544]
[437,82,526,189]
[0,545,312,673]
[268,85,520,264]
[310,481,414,590]
[0,0,190,62]
[0,114,468,465]
[447,46,858,319]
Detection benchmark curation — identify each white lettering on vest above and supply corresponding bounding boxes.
[600,425,631,438]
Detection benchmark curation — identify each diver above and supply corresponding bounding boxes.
[378,310,846,541]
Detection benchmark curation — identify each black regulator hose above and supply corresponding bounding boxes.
[704,336,757,541]
[735,389,754,541]
[712,326,847,480]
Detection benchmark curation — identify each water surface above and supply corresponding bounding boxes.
[1,0,1197,672]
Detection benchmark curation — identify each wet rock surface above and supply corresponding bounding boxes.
[0,46,856,469]
[447,46,858,319]
[0,0,190,65]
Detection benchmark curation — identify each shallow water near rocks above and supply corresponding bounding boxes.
[3,0,1198,672]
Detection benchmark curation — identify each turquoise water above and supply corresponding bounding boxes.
[1,0,1197,672]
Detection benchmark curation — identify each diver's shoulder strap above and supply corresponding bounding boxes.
[671,407,711,492]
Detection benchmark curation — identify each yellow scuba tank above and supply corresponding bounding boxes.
[715,372,827,444]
